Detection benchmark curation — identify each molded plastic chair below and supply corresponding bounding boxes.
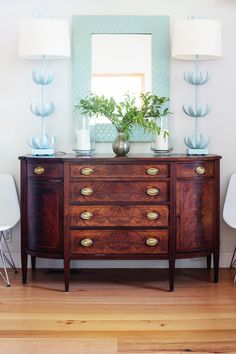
[223,173,236,284]
[0,174,20,286]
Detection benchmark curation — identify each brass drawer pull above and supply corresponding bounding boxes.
[81,238,93,247]
[34,166,45,175]
[147,212,159,220]
[146,238,159,246]
[80,211,93,220]
[195,166,206,175]
[81,187,94,196]
[81,167,94,175]
[147,188,160,196]
[146,167,160,176]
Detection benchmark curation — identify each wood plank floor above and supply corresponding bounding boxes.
[0,268,235,353]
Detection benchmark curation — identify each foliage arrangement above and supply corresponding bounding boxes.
[75,92,170,139]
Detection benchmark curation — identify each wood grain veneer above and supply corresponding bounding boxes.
[19,154,221,292]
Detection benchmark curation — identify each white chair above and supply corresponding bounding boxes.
[0,174,20,286]
[223,173,236,284]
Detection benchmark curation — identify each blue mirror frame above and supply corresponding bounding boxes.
[72,16,170,142]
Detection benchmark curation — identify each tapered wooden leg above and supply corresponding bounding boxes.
[213,252,219,283]
[21,252,28,284]
[169,258,175,292]
[207,254,211,270]
[31,256,36,271]
[64,258,70,292]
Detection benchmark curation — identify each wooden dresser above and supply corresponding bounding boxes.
[19,154,221,291]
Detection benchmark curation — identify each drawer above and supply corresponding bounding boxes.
[70,163,169,179]
[176,162,214,178]
[70,181,169,203]
[28,162,63,178]
[69,205,169,228]
[70,229,169,255]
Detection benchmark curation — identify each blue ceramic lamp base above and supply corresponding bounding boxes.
[187,147,208,155]
[183,56,211,157]
[31,148,54,156]
[29,58,56,156]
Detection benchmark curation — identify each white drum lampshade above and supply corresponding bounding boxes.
[19,19,71,59]
[172,19,222,60]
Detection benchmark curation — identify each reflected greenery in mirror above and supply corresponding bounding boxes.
[72,16,170,141]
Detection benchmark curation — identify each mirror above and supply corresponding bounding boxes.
[72,16,170,142]
[91,34,151,126]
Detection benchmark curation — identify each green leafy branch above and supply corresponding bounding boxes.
[75,92,171,139]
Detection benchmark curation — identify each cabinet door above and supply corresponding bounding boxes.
[176,179,215,252]
[27,180,63,255]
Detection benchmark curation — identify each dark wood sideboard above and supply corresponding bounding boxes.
[19,154,221,292]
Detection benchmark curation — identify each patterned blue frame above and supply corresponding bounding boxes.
[72,16,170,142]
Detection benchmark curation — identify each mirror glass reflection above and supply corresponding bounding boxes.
[91,34,152,124]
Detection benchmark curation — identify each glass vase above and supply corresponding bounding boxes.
[73,111,96,155]
[151,115,173,154]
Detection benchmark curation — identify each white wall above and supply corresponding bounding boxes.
[1,0,235,268]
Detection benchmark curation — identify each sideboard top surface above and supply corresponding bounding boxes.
[19,153,222,163]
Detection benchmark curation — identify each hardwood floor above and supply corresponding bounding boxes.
[0,268,235,353]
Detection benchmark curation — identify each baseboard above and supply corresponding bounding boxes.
[5,251,233,269]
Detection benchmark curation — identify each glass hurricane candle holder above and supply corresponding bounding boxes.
[151,115,173,154]
[73,111,96,155]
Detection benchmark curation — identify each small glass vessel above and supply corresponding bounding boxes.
[151,115,173,154]
[73,111,96,155]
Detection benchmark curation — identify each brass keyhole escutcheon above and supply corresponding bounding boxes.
[34,166,45,175]
[195,166,206,175]
[146,167,160,176]
[81,167,94,175]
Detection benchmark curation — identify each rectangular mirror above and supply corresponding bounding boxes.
[72,16,170,142]
[92,34,151,126]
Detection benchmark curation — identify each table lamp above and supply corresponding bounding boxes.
[19,18,70,155]
[172,18,222,155]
